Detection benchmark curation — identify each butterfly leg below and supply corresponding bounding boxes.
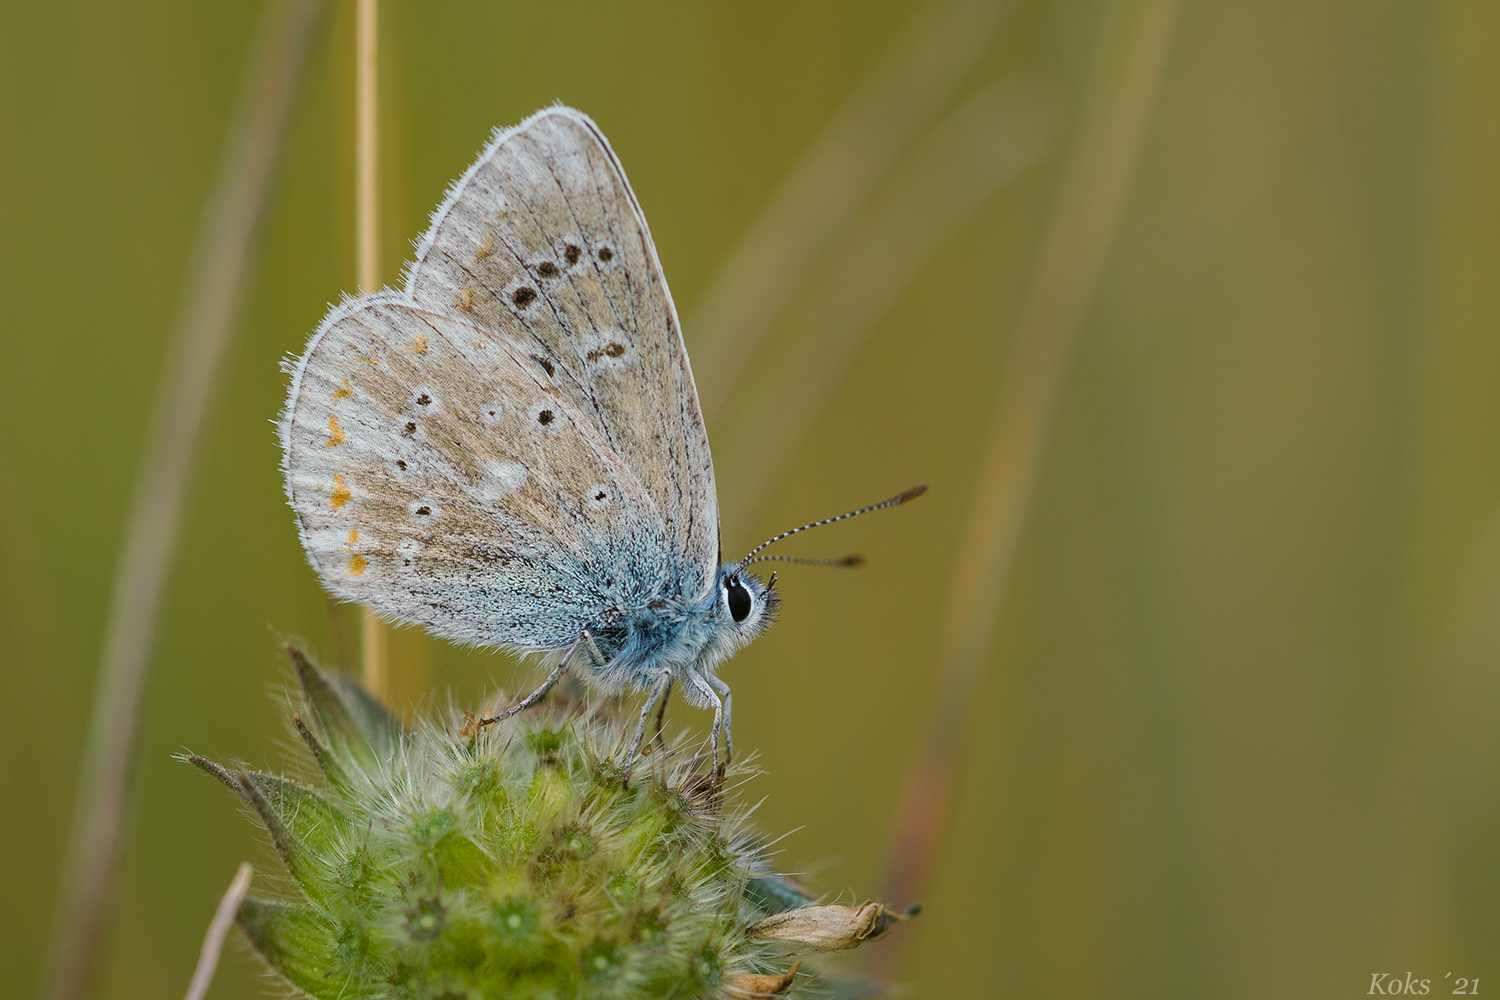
[622,668,673,789]
[685,671,726,780]
[477,632,585,727]
[707,674,733,768]
[652,676,674,749]
[582,629,607,670]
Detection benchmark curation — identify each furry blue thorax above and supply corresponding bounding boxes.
[587,563,778,708]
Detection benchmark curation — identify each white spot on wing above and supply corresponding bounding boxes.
[484,460,527,492]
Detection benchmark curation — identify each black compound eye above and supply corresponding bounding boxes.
[725,576,752,623]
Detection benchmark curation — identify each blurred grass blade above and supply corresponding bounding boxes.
[873,0,1182,975]
[181,863,253,1000]
[713,77,1056,528]
[39,3,326,999]
[689,0,1013,417]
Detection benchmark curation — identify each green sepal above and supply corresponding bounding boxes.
[237,896,378,999]
[184,755,349,905]
[182,754,244,799]
[744,871,818,915]
[286,644,405,771]
[409,806,495,889]
[239,770,348,857]
[235,771,344,906]
[293,714,352,791]
[430,830,495,890]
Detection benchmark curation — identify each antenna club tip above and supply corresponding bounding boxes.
[842,554,866,567]
[895,483,928,504]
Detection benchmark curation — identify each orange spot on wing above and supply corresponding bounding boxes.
[455,287,475,312]
[343,528,366,573]
[408,334,428,354]
[329,474,351,508]
[326,414,346,447]
[331,380,352,400]
[475,234,496,259]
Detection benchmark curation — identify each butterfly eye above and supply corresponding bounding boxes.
[725,576,752,623]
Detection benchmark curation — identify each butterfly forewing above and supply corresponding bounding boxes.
[283,299,662,650]
[405,108,718,601]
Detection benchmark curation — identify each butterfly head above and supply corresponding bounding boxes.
[712,563,779,645]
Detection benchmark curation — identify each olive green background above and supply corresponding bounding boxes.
[3,1,1498,996]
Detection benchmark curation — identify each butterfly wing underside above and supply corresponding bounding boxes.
[408,107,718,596]
[281,108,718,652]
[283,300,669,649]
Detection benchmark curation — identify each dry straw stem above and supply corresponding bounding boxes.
[38,3,326,999]
[356,0,390,700]
[712,77,1056,526]
[874,0,1183,975]
[181,863,253,1000]
[688,0,1014,418]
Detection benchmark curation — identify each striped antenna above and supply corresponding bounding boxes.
[739,484,927,565]
[744,553,865,569]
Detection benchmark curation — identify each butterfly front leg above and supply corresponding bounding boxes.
[685,672,727,781]
[706,674,733,769]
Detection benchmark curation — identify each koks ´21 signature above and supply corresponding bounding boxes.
[1369,972,1480,995]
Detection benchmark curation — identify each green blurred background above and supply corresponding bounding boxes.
[4,0,1498,996]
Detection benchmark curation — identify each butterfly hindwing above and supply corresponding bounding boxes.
[404,107,718,603]
[281,298,665,651]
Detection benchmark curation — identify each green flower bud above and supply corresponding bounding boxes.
[187,646,911,998]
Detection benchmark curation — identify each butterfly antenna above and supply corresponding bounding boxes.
[739,484,927,565]
[744,553,865,569]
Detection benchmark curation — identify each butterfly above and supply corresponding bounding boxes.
[280,106,923,781]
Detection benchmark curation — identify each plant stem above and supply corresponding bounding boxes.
[355,0,388,699]
[181,863,253,1000]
